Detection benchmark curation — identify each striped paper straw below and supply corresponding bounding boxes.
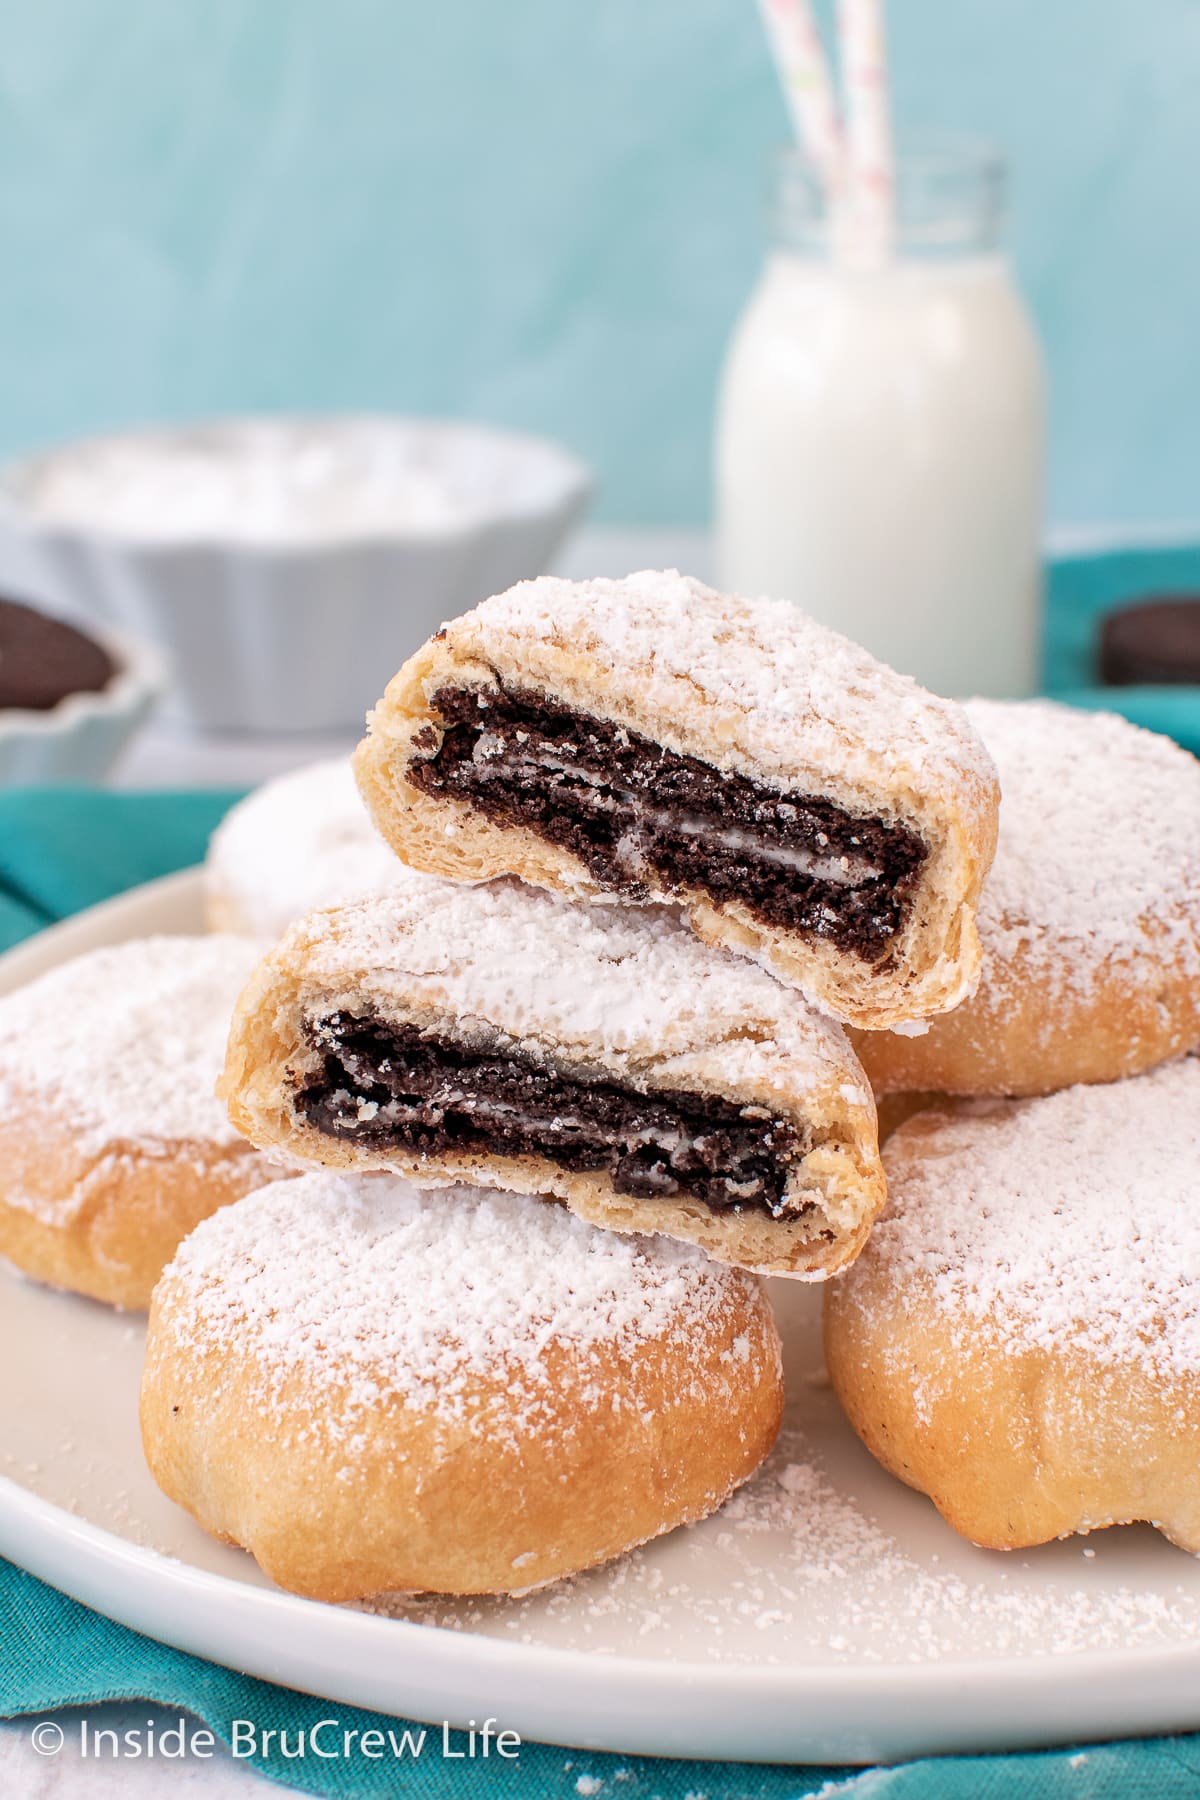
[756,0,846,199]
[836,0,895,265]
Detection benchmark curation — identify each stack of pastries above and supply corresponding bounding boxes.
[144,568,1001,1598]
[3,568,1198,1600]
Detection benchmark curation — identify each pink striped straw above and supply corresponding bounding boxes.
[756,0,846,199]
[836,0,895,265]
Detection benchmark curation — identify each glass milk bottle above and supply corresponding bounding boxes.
[715,140,1045,697]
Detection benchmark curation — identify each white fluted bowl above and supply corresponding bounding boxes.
[0,418,592,734]
[0,622,166,785]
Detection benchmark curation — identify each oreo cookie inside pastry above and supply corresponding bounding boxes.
[352,570,999,1030]
[852,701,1200,1098]
[0,935,289,1308]
[825,1058,1200,1552]
[141,1171,783,1600]
[220,879,885,1277]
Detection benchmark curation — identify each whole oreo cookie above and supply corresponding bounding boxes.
[0,595,116,711]
[1099,595,1200,686]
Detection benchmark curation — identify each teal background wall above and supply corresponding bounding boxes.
[0,0,1196,525]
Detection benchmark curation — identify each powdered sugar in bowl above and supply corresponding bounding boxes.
[0,417,591,734]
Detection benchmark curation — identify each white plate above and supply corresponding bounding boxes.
[4,872,1200,1766]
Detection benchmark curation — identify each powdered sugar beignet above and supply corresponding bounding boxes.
[141,1171,783,1600]
[205,758,425,939]
[0,936,288,1308]
[220,881,885,1278]
[825,1059,1200,1552]
[352,570,999,1030]
[853,703,1200,1097]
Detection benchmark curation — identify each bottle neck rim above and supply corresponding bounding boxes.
[770,133,1008,263]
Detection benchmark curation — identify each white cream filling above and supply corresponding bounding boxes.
[325,1083,798,1206]
[339,1084,690,1154]
[469,734,884,887]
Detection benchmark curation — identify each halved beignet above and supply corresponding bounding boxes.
[352,570,999,1029]
[219,881,885,1278]
[825,1058,1200,1551]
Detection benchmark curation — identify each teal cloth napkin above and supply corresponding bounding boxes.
[1044,543,1200,753]
[1,671,1200,1799]
[8,1536,1200,1800]
[0,788,242,941]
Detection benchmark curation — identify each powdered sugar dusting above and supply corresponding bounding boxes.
[161,1171,764,1448]
[12,1235,1200,1680]
[206,759,422,939]
[20,419,466,542]
[457,570,995,805]
[279,878,871,1103]
[869,1058,1200,1377]
[965,700,1200,992]
[359,1419,1200,1663]
[0,934,265,1164]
